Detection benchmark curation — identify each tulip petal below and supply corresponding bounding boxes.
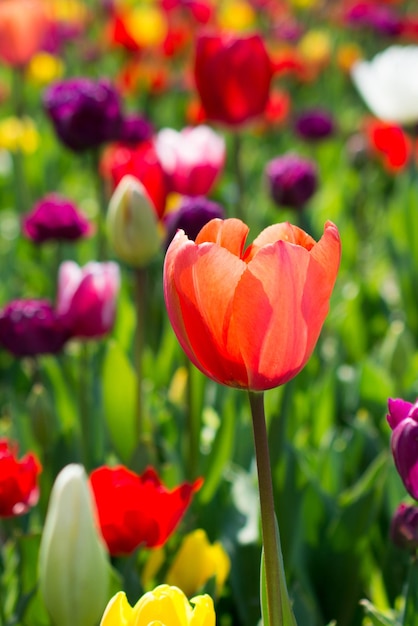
[190,595,216,626]
[391,418,418,500]
[165,230,248,386]
[244,222,315,262]
[100,592,132,626]
[195,217,248,257]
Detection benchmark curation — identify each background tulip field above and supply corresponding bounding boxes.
[2,1,418,626]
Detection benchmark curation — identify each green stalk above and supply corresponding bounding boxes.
[248,390,297,626]
[134,267,149,443]
[231,131,245,221]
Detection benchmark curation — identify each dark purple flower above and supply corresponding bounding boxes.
[0,300,69,357]
[43,77,123,152]
[388,398,418,500]
[345,3,402,37]
[294,109,335,142]
[118,114,154,145]
[164,196,225,248]
[390,503,418,552]
[265,153,318,210]
[22,193,93,244]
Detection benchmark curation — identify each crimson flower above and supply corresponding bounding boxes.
[194,31,273,127]
[0,439,42,517]
[89,466,203,556]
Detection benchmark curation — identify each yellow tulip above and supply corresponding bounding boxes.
[125,5,167,48]
[27,52,64,85]
[217,0,256,32]
[298,29,332,69]
[166,530,230,598]
[100,585,215,626]
[0,116,39,154]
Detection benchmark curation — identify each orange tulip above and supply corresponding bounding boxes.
[163,218,341,391]
[0,0,49,67]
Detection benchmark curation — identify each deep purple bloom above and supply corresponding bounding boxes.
[265,153,318,209]
[118,114,154,145]
[43,77,123,152]
[388,398,418,500]
[164,196,225,248]
[294,109,335,142]
[0,300,69,357]
[22,193,93,244]
[390,503,418,552]
[345,3,402,37]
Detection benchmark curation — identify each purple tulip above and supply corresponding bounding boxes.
[345,3,402,37]
[390,503,418,552]
[118,114,154,145]
[164,196,225,248]
[43,77,123,152]
[388,398,418,500]
[0,300,69,357]
[22,194,93,244]
[265,153,318,210]
[294,109,335,142]
[56,261,120,339]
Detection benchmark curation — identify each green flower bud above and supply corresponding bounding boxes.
[107,175,162,267]
[39,464,110,626]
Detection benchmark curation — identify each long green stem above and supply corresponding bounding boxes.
[134,267,147,443]
[248,390,286,626]
[232,131,245,221]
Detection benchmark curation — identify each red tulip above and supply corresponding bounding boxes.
[100,141,168,218]
[0,0,49,67]
[164,218,341,391]
[194,32,273,127]
[0,439,42,517]
[89,466,203,556]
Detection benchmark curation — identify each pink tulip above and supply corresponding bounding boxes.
[154,125,225,196]
[56,261,120,340]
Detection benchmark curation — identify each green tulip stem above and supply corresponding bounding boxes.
[11,66,28,213]
[91,149,108,260]
[134,267,148,444]
[232,131,245,222]
[248,390,286,626]
[78,342,92,470]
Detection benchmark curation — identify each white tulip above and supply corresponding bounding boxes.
[39,464,110,626]
[351,45,418,125]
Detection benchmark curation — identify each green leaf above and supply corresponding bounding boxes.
[360,599,399,626]
[102,341,137,462]
[402,559,418,626]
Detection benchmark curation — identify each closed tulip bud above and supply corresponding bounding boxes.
[107,175,162,267]
[388,399,418,500]
[390,503,418,552]
[39,464,110,626]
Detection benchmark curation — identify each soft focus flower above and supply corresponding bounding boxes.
[390,502,418,552]
[265,153,318,209]
[101,140,168,218]
[107,175,162,267]
[217,0,256,32]
[365,119,411,172]
[166,529,230,597]
[89,466,203,556]
[116,4,168,49]
[0,0,49,67]
[164,196,225,248]
[39,464,110,626]
[22,193,93,243]
[100,585,215,626]
[0,300,69,357]
[56,261,120,340]
[194,32,273,127]
[294,108,335,142]
[297,29,332,72]
[154,125,226,196]
[26,52,64,86]
[43,77,123,152]
[336,42,363,74]
[387,398,418,500]
[0,116,39,154]
[345,2,402,37]
[118,113,154,144]
[0,439,41,517]
[164,218,341,391]
[262,89,291,128]
[351,46,418,125]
